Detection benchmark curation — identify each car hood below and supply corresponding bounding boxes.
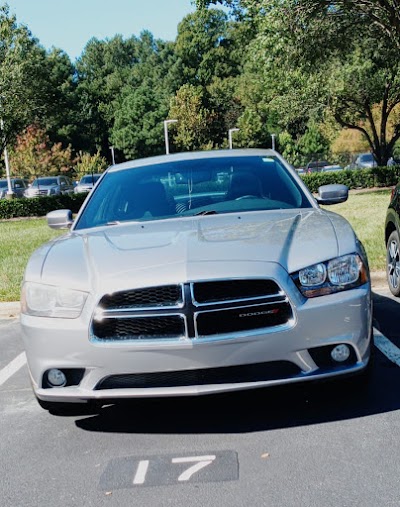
[25,209,357,293]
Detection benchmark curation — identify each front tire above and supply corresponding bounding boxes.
[387,230,400,296]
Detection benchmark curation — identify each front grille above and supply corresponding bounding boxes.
[196,302,292,336]
[94,361,300,389]
[99,285,182,310]
[92,315,185,341]
[193,279,280,304]
[91,279,293,342]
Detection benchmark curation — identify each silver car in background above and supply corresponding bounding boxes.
[74,173,102,194]
[355,153,377,169]
[20,149,373,413]
[24,175,75,197]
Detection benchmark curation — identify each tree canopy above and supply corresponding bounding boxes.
[1,0,400,176]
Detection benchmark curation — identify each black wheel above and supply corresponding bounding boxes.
[36,396,99,416]
[387,230,400,296]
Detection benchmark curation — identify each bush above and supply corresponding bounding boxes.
[301,165,400,193]
[0,193,87,220]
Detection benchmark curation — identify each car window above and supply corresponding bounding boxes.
[32,178,58,187]
[359,154,374,162]
[75,156,313,230]
[81,175,100,184]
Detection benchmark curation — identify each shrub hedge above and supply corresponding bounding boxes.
[0,193,87,220]
[301,165,400,193]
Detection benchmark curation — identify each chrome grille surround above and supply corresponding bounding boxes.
[90,279,294,343]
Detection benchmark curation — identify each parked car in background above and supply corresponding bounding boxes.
[385,183,400,296]
[24,176,75,198]
[354,153,377,169]
[20,149,373,414]
[306,160,332,173]
[74,173,102,194]
[0,178,29,198]
[321,164,343,173]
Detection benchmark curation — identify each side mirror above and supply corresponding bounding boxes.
[47,209,73,229]
[315,184,349,205]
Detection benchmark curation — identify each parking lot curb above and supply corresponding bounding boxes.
[0,302,20,319]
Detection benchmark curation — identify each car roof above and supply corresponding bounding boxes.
[108,149,280,173]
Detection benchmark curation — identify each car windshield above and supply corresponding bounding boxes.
[359,154,374,162]
[80,175,100,184]
[0,180,9,188]
[74,155,313,230]
[32,178,58,187]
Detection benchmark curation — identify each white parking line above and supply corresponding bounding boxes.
[374,328,400,367]
[0,352,27,387]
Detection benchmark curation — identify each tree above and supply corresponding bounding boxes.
[9,125,74,178]
[41,48,80,149]
[111,83,169,159]
[0,5,53,153]
[297,121,330,161]
[287,1,400,51]
[175,9,240,87]
[169,84,217,151]
[75,32,181,159]
[228,0,400,165]
[74,151,107,179]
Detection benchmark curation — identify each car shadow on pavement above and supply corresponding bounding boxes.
[372,290,400,346]
[75,291,400,435]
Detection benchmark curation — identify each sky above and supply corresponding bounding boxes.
[6,0,197,61]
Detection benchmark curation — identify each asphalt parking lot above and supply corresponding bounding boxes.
[1,286,400,507]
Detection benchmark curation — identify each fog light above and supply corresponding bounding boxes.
[330,344,351,363]
[47,369,67,387]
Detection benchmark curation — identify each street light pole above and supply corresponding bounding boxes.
[0,119,13,197]
[109,146,115,165]
[271,134,276,151]
[164,119,178,154]
[228,128,240,149]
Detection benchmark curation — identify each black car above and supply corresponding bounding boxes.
[0,178,29,198]
[385,184,400,295]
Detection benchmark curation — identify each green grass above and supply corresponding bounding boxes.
[0,191,391,302]
[323,189,391,272]
[0,219,63,302]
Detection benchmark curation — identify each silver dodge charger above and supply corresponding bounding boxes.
[20,149,373,413]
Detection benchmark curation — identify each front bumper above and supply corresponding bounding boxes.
[21,281,372,404]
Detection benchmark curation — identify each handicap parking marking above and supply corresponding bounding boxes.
[99,450,238,490]
[0,352,26,387]
[374,328,400,367]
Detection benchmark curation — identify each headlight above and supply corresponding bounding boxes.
[21,282,88,318]
[291,254,368,298]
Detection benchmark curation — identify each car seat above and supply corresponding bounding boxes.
[123,181,175,219]
[227,172,263,200]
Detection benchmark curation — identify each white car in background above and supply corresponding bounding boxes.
[74,173,102,194]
